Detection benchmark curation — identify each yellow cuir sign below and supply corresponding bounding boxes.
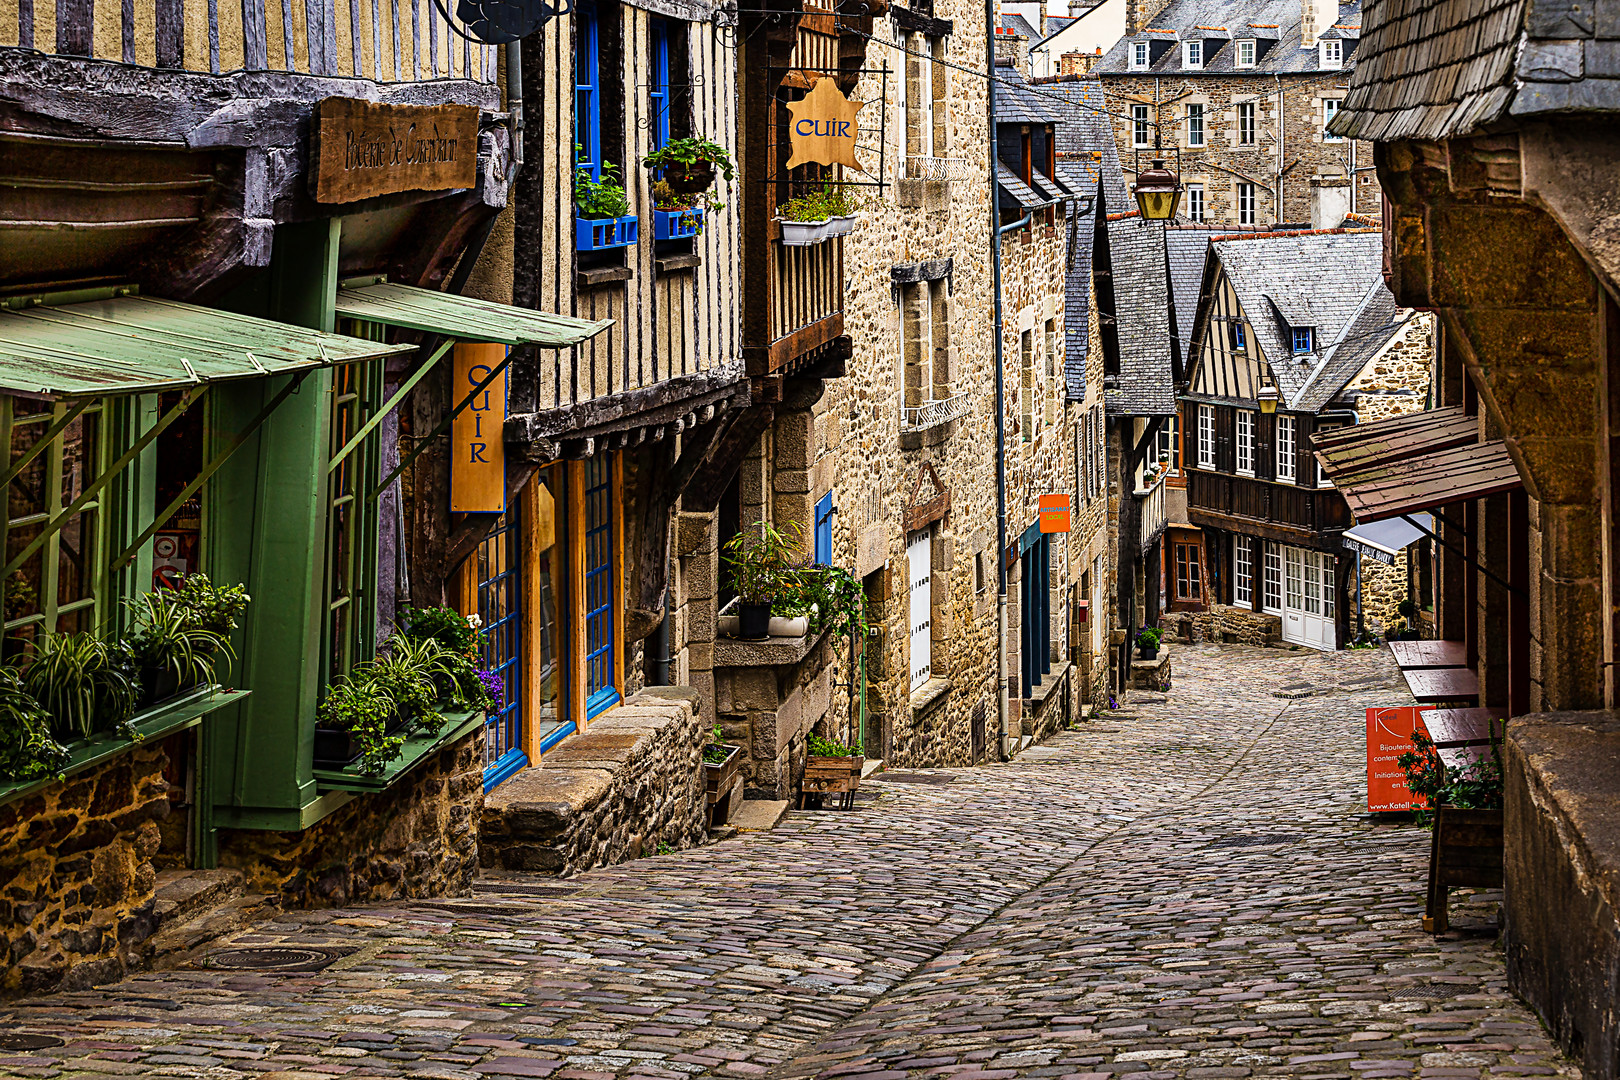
[786,77,865,171]
[451,342,507,513]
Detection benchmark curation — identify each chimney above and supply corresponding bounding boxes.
[1038,0,1047,36]
[1300,0,1335,46]
[1309,175,1351,229]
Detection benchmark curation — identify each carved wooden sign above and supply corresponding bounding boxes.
[785,78,865,170]
[312,97,479,204]
[903,462,950,532]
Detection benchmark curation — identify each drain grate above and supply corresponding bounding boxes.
[479,884,580,898]
[198,946,354,972]
[0,1034,65,1051]
[1390,983,1456,1000]
[1207,833,1298,848]
[873,771,957,785]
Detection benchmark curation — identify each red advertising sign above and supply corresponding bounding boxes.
[1366,706,1435,812]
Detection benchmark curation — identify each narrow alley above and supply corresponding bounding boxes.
[0,648,1572,1080]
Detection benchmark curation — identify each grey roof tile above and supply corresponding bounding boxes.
[1095,0,1365,75]
[1105,217,1180,416]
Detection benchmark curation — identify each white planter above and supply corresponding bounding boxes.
[778,218,831,246]
[823,213,860,238]
[717,600,815,638]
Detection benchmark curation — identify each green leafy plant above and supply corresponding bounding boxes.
[400,606,479,661]
[651,179,725,217]
[0,667,70,783]
[1136,626,1163,650]
[703,723,731,766]
[126,590,228,692]
[24,633,140,742]
[777,184,861,223]
[783,565,868,641]
[363,651,444,735]
[723,521,807,605]
[1397,728,1504,826]
[642,137,736,182]
[167,574,251,637]
[807,732,856,758]
[317,676,402,776]
[575,162,633,220]
[1397,598,1420,621]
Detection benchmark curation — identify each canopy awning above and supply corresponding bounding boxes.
[1313,405,1477,478]
[1343,513,1432,563]
[1335,440,1521,523]
[334,279,613,347]
[0,294,409,397]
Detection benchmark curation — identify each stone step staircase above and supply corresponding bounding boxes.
[147,870,278,964]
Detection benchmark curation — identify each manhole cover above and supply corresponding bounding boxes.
[478,884,579,898]
[873,771,957,785]
[1391,983,1455,1000]
[1208,833,1298,848]
[198,946,353,972]
[0,1034,65,1051]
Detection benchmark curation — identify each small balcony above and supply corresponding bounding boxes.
[743,221,845,377]
[1187,469,1352,540]
[1139,469,1169,552]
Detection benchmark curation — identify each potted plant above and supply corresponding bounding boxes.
[644,136,735,195]
[575,160,639,251]
[125,590,229,706]
[1136,626,1163,660]
[776,184,862,245]
[703,722,743,823]
[24,632,141,744]
[722,521,806,639]
[800,732,863,810]
[0,668,70,783]
[314,673,401,774]
[651,180,710,241]
[1398,728,1505,932]
[167,573,251,640]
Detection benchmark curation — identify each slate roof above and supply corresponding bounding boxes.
[1329,0,1620,142]
[1166,227,1215,364]
[1000,11,1042,40]
[1105,217,1180,416]
[1203,229,1402,409]
[1094,0,1362,75]
[994,61,1070,124]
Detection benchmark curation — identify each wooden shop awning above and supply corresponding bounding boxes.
[334,279,613,348]
[1312,405,1478,479]
[0,292,408,397]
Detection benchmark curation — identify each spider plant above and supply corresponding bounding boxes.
[388,633,493,712]
[23,632,140,742]
[126,590,229,692]
[316,675,402,775]
[365,648,444,734]
[0,666,70,782]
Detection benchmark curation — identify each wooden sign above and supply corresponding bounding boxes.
[451,343,507,513]
[903,462,950,532]
[785,78,865,170]
[1366,706,1434,812]
[1038,493,1071,533]
[312,97,479,204]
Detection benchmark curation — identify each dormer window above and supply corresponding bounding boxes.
[1183,40,1202,68]
[1131,40,1150,69]
[1292,326,1314,353]
[1236,38,1256,66]
[1319,38,1342,68]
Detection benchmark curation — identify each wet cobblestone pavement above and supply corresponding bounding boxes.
[0,646,1577,1079]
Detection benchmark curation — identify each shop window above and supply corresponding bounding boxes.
[1174,541,1203,602]
[1276,414,1296,482]
[325,356,385,682]
[583,453,618,718]
[1234,535,1253,607]
[532,465,571,752]
[1020,534,1051,693]
[477,510,526,790]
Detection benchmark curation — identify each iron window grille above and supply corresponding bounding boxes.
[904,392,972,430]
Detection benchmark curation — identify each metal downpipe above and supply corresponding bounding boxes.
[987,0,1012,763]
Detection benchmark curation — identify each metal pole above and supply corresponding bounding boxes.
[988,0,1012,762]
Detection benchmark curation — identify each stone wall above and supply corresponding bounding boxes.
[1350,312,1434,423]
[1096,73,1382,228]
[714,634,836,799]
[1,743,168,997]
[1160,603,1281,646]
[1359,551,1409,633]
[218,732,482,907]
[481,688,706,875]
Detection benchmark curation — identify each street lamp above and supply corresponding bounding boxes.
[1258,386,1280,414]
[1133,159,1182,220]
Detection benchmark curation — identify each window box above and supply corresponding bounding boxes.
[0,686,247,809]
[576,214,641,251]
[653,207,703,240]
[778,214,860,246]
[312,708,485,793]
[716,596,813,638]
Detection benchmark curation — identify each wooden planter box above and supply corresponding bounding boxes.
[800,754,863,810]
[1424,806,1504,933]
[704,744,743,827]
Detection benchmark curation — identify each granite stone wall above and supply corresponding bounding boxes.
[218,732,482,907]
[714,635,836,799]
[1161,604,1281,646]
[1350,313,1434,424]
[0,743,169,997]
[481,688,706,875]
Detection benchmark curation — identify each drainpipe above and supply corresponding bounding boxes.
[1275,74,1283,222]
[988,0,1012,763]
[507,40,525,177]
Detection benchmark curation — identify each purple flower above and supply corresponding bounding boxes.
[477,668,505,711]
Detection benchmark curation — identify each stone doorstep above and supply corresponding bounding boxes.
[728,799,790,832]
[148,887,280,967]
[860,758,883,778]
[153,868,244,926]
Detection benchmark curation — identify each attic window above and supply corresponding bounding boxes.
[1131,40,1149,68]
[1183,40,1202,68]
[1319,39,1341,68]
[1292,326,1314,353]
[1236,38,1255,66]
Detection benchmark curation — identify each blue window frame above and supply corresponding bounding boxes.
[534,464,573,754]
[575,4,601,179]
[584,454,619,718]
[1292,326,1314,353]
[478,511,527,791]
[814,492,834,566]
[1230,320,1246,351]
[649,19,671,153]
[1020,534,1051,694]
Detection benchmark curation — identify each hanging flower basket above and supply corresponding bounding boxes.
[662,159,716,195]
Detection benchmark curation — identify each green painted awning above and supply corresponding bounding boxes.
[334,280,614,347]
[0,295,410,397]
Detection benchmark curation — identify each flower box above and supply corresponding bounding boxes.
[653,207,703,240]
[717,597,813,638]
[800,753,863,809]
[777,213,860,246]
[576,214,640,251]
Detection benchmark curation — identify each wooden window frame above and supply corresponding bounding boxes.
[575,4,602,179]
[1174,541,1203,603]
[1236,39,1255,67]
[1236,408,1255,475]
[1197,404,1215,468]
[324,350,385,683]
[1185,102,1205,148]
[580,452,622,719]
[1185,183,1205,222]
[1234,535,1253,607]
[1237,182,1256,225]
[1275,414,1296,482]
[1237,101,1256,145]
[1262,540,1283,613]
[1131,104,1151,148]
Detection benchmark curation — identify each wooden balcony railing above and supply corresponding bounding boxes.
[1139,470,1169,552]
[15,0,497,82]
[1187,469,1352,536]
[743,228,844,376]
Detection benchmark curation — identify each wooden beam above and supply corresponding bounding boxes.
[685,403,777,512]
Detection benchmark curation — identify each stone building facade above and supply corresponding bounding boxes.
[1095,0,1382,228]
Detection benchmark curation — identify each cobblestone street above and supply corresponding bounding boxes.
[0,647,1576,1080]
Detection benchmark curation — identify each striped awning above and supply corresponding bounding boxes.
[334,279,613,347]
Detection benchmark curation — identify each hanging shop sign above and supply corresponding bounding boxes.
[903,462,950,532]
[312,98,480,204]
[1038,494,1072,533]
[786,78,865,171]
[1366,705,1434,812]
[451,343,508,513]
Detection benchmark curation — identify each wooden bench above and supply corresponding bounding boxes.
[1421,707,1503,748]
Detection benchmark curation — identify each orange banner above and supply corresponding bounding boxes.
[450,342,507,513]
[1366,705,1434,812]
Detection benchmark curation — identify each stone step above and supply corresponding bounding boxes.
[729,799,790,832]
[153,869,244,927]
[860,758,884,778]
[148,890,280,966]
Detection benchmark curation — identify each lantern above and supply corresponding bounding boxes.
[1258,386,1280,414]
[1133,159,1182,220]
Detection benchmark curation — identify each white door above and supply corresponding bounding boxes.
[907,530,932,691]
[1280,545,1337,650]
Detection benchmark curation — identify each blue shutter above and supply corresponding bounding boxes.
[649,20,670,152]
[814,492,833,566]
[575,5,601,179]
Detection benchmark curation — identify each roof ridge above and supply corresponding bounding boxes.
[1209,226,1379,242]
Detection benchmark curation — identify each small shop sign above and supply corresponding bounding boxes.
[785,78,865,170]
[451,343,507,513]
[1366,705,1433,812]
[312,98,479,203]
[1038,494,1071,533]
